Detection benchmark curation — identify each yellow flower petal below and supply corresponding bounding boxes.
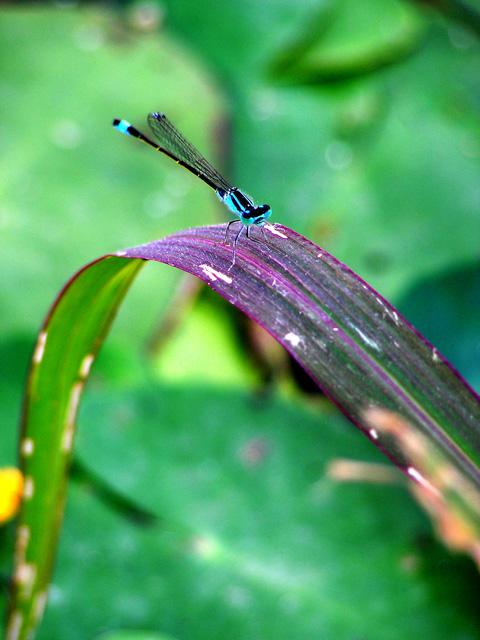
[0,467,24,524]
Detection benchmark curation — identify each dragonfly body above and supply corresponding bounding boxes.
[113,114,272,264]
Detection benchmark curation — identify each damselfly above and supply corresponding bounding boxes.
[113,113,272,266]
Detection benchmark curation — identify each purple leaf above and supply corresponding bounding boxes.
[123,224,480,482]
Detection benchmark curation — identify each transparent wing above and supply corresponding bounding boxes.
[147,112,233,193]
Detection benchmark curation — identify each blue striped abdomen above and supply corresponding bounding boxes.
[218,188,272,226]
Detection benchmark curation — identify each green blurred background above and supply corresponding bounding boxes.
[1,1,480,638]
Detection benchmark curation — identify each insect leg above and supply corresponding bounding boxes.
[223,219,239,245]
[228,225,245,271]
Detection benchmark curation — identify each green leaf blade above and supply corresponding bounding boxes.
[10,257,144,639]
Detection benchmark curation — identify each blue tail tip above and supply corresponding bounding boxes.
[112,118,132,135]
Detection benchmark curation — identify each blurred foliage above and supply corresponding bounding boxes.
[0,338,32,467]
[1,0,480,637]
[26,385,480,638]
[97,633,177,640]
[163,0,480,299]
[0,6,222,344]
[398,262,480,391]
